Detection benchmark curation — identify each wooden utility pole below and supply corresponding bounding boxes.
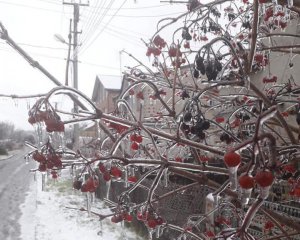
[63,1,89,150]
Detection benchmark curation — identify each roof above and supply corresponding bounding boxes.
[92,75,122,102]
[96,75,122,90]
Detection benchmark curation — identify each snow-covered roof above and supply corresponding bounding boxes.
[96,75,122,90]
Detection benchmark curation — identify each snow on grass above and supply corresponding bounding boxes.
[19,170,144,240]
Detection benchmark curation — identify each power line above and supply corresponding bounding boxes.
[78,0,116,55]
[78,0,128,56]
[103,11,184,18]
[0,0,72,13]
[0,41,67,51]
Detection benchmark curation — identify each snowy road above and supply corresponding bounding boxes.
[0,148,35,240]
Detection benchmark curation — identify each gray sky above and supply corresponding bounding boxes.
[0,0,185,130]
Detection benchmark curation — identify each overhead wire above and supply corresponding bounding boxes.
[0,0,72,13]
[78,0,116,55]
[78,0,128,57]
[75,0,106,57]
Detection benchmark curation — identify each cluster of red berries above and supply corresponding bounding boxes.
[136,91,144,100]
[136,211,164,228]
[130,133,143,151]
[264,7,274,22]
[28,110,64,132]
[153,35,166,49]
[254,53,268,67]
[146,35,166,57]
[146,46,161,57]
[262,5,288,29]
[98,163,122,182]
[73,175,99,193]
[111,211,133,223]
[224,152,274,189]
[32,150,63,171]
[187,0,200,12]
[51,170,58,179]
[107,122,129,134]
[264,220,275,231]
[262,75,277,84]
[168,44,182,58]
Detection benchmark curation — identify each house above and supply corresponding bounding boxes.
[80,75,122,139]
[92,75,122,113]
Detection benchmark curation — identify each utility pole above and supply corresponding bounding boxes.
[63,1,89,150]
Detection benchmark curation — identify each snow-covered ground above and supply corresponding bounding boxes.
[19,171,144,240]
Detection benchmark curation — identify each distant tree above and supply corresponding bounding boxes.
[0,121,14,140]
[23,134,35,144]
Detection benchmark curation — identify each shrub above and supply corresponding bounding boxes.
[0,146,8,155]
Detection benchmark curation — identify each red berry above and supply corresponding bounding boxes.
[294,187,300,197]
[130,134,137,142]
[255,170,274,187]
[224,152,241,167]
[147,218,157,228]
[283,164,296,173]
[98,163,106,173]
[128,89,135,95]
[111,166,122,178]
[111,215,123,223]
[137,212,144,221]
[135,135,143,143]
[183,41,190,49]
[254,53,264,63]
[264,220,275,230]
[239,174,255,189]
[131,142,139,151]
[38,163,47,172]
[73,180,82,190]
[32,151,46,163]
[156,217,164,225]
[215,116,225,123]
[83,177,99,192]
[206,230,215,237]
[124,213,133,222]
[128,175,138,183]
[199,155,209,162]
[103,172,111,182]
[136,91,144,100]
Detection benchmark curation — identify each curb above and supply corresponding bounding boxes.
[0,155,14,161]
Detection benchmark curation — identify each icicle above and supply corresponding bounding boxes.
[24,156,29,165]
[26,99,31,110]
[13,98,18,107]
[120,221,127,240]
[58,132,65,151]
[86,192,92,217]
[35,122,44,151]
[148,229,154,240]
[97,219,103,236]
[124,166,129,188]
[228,166,238,191]
[163,168,168,188]
[41,172,46,191]
[287,0,293,7]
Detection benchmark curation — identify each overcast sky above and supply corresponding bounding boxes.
[0,0,186,130]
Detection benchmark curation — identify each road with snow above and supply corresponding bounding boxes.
[0,148,35,240]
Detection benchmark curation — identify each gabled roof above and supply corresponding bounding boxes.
[96,75,122,90]
[92,75,122,102]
